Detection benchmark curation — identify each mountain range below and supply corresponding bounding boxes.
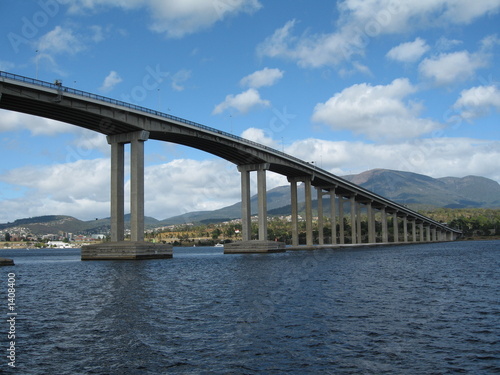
[1,169,499,234]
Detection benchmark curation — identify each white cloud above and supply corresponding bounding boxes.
[435,37,463,51]
[257,1,500,68]
[170,69,191,91]
[0,159,111,222]
[0,60,15,71]
[240,128,278,148]
[99,71,122,92]
[0,110,109,158]
[1,159,109,201]
[311,78,442,140]
[0,158,240,222]
[257,19,352,67]
[37,26,86,55]
[419,35,498,86]
[436,0,500,23]
[1,136,499,223]
[0,155,291,223]
[64,0,262,38]
[0,110,76,136]
[386,37,430,63]
[419,50,487,86]
[240,67,284,88]
[212,88,270,115]
[89,25,105,42]
[144,159,241,218]
[453,85,500,120]
[285,137,500,183]
[479,34,500,50]
[338,61,373,77]
[148,0,261,37]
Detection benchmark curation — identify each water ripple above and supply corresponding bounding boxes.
[1,241,499,374]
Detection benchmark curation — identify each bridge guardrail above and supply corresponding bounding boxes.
[0,71,306,164]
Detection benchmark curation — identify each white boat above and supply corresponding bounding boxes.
[214,243,224,247]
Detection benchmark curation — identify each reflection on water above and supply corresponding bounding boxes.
[1,241,499,374]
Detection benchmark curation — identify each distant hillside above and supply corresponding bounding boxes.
[342,169,500,209]
[159,184,304,225]
[162,169,500,224]
[0,214,161,236]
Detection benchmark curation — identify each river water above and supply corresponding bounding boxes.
[0,240,499,374]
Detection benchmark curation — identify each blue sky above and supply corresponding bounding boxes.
[0,0,499,223]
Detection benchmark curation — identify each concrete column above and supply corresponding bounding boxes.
[381,207,388,243]
[350,196,357,244]
[367,202,375,243]
[403,216,408,243]
[419,223,424,242]
[329,189,337,245]
[411,219,417,243]
[393,212,399,243]
[83,131,173,261]
[109,141,125,242]
[130,134,148,242]
[289,178,299,246]
[304,177,313,246]
[317,187,324,245]
[356,203,362,244]
[238,167,251,241]
[257,168,268,241]
[426,225,431,242]
[338,197,345,244]
[239,163,270,242]
[105,131,149,243]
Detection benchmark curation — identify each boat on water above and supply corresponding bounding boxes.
[214,243,224,247]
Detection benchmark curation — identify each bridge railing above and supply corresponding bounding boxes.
[0,71,461,234]
[0,70,307,164]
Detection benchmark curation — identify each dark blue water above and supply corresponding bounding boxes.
[1,241,499,374]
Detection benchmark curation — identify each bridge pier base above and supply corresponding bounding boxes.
[223,240,286,254]
[82,241,172,260]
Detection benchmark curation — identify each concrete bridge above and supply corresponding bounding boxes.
[0,71,461,259]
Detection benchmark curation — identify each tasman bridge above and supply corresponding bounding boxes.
[0,71,461,259]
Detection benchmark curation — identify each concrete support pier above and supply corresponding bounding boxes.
[338,196,345,244]
[403,216,408,242]
[350,195,357,244]
[393,212,399,243]
[257,167,268,241]
[316,187,324,245]
[82,131,172,260]
[381,207,388,243]
[82,241,172,260]
[239,165,252,241]
[224,240,285,254]
[289,177,299,246]
[329,188,337,245]
[0,257,14,266]
[367,201,375,243]
[304,177,313,246]
[226,163,285,253]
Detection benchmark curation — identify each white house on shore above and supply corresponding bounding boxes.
[47,241,73,248]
